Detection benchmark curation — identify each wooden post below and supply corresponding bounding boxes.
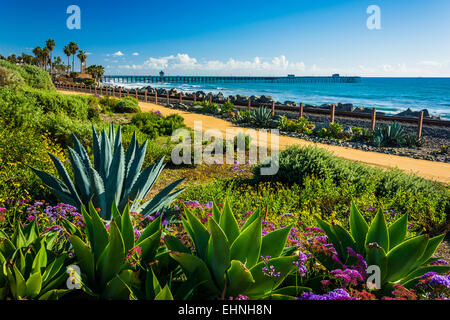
[119,88,122,98]
[135,89,138,100]
[417,111,424,138]
[89,85,92,94]
[155,90,158,104]
[127,89,129,97]
[179,93,182,103]
[193,93,197,103]
[330,104,335,123]
[226,97,230,103]
[112,87,115,97]
[166,92,169,104]
[299,102,304,118]
[248,99,251,111]
[144,90,147,102]
[95,86,97,95]
[209,95,212,104]
[100,86,102,96]
[371,108,377,131]
[271,101,275,116]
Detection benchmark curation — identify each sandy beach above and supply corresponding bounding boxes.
[59,89,450,184]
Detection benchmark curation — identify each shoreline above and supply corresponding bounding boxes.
[57,89,450,184]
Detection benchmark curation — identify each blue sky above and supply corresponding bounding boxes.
[1,0,449,76]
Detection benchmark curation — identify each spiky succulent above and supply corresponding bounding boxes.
[373,122,405,147]
[32,124,184,220]
[250,106,273,126]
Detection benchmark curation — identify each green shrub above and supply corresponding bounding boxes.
[221,101,236,114]
[254,145,449,234]
[0,66,25,88]
[99,95,119,112]
[277,116,314,134]
[131,112,186,139]
[315,122,343,139]
[114,96,141,113]
[373,122,406,147]
[0,60,53,90]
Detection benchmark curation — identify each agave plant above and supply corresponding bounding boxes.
[0,221,71,300]
[167,201,310,299]
[68,201,163,299]
[32,124,184,220]
[250,106,273,126]
[315,201,449,288]
[373,122,405,147]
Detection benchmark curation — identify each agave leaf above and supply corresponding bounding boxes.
[245,256,298,298]
[164,235,190,253]
[25,271,42,298]
[120,204,135,253]
[241,208,261,231]
[68,147,92,204]
[183,208,210,260]
[29,167,76,207]
[212,202,221,223]
[226,260,255,297]
[207,218,230,288]
[385,235,428,283]
[315,217,345,261]
[139,178,184,217]
[401,265,450,287]
[137,215,161,243]
[87,202,109,262]
[48,153,81,207]
[89,167,107,218]
[42,255,66,287]
[124,131,137,177]
[260,224,292,259]
[99,221,125,287]
[230,217,262,268]
[219,201,240,244]
[411,234,446,270]
[366,243,388,283]
[31,243,47,274]
[71,133,92,171]
[92,126,101,173]
[349,201,369,254]
[123,139,148,199]
[388,214,408,251]
[365,209,389,253]
[332,224,356,260]
[106,130,125,216]
[169,252,219,295]
[139,230,162,265]
[69,235,95,284]
[99,129,112,181]
[154,285,174,300]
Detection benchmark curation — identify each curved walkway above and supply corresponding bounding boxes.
[58,90,450,184]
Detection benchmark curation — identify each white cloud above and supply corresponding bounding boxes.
[112,51,124,57]
[132,52,139,56]
[112,53,450,76]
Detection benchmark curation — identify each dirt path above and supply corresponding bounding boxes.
[59,90,450,184]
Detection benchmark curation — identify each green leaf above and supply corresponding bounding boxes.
[226,260,255,297]
[241,208,261,231]
[68,236,95,284]
[260,224,292,258]
[315,217,345,261]
[412,234,446,270]
[183,208,210,260]
[207,219,230,288]
[169,252,219,295]
[87,202,109,262]
[13,265,26,299]
[386,235,429,282]
[245,256,298,298]
[25,271,42,298]
[366,243,388,283]
[155,285,174,300]
[212,202,221,223]
[349,201,369,254]
[401,265,450,287]
[365,209,389,252]
[164,235,190,253]
[331,224,356,260]
[137,215,161,243]
[139,230,162,265]
[120,204,135,253]
[219,201,240,244]
[99,221,126,287]
[230,217,261,268]
[388,214,408,251]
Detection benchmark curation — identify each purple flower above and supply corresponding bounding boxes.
[298,288,354,300]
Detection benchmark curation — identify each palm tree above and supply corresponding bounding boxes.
[42,47,50,71]
[68,42,79,73]
[63,45,71,72]
[77,50,87,73]
[86,64,105,83]
[32,46,43,68]
[46,39,55,74]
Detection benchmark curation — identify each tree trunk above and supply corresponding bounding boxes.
[72,55,75,73]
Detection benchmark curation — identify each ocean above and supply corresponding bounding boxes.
[104,77,450,120]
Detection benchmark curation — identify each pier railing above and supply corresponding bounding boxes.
[54,83,450,137]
